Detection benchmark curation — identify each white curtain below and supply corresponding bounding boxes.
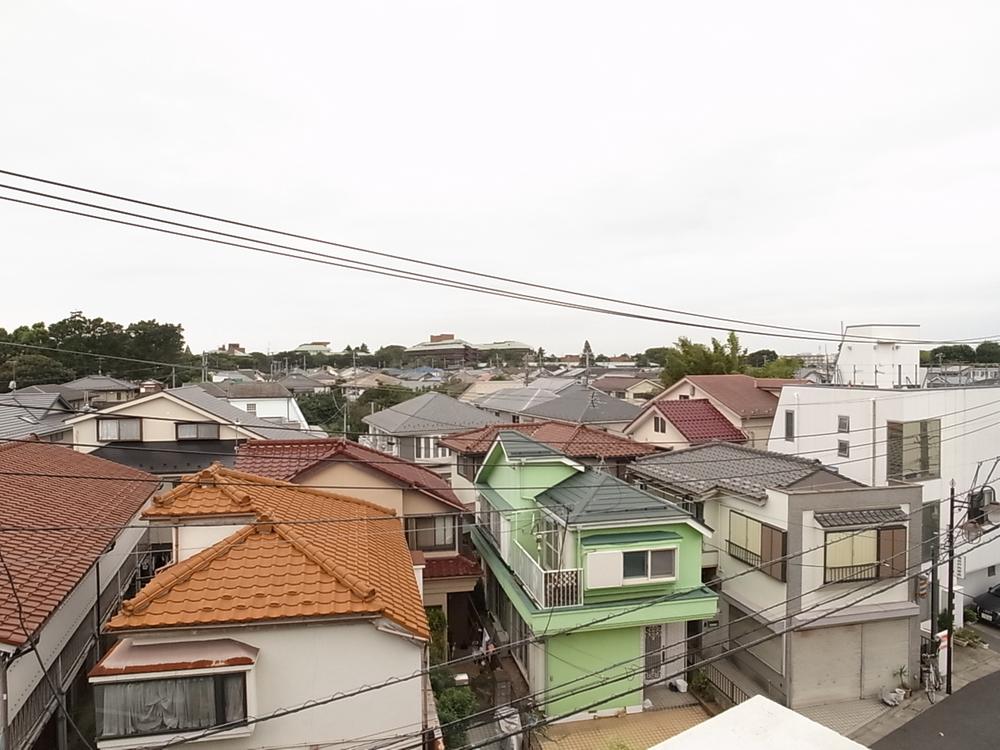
[98,676,217,738]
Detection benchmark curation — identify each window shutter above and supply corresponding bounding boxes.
[760,525,787,581]
[878,527,907,578]
[585,551,623,588]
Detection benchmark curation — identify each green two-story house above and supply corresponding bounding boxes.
[472,431,718,721]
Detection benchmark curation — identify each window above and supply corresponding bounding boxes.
[536,514,562,570]
[405,515,456,551]
[457,453,481,481]
[415,436,449,459]
[887,419,941,481]
[824,527,906,583]
[176,422,221,441]
[95,673,246,740]
[245,403,256,415]
[990,565,997,577]
[97,418,141,442]
[622,549,676,582]
[838,415,850,433]
[784,410,795,442]
[613,391,627,399]
[678,394,689,401]
[653,415,667,433]
[837,440,850,458]
[728,510,786,581]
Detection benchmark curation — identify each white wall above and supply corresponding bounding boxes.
[102,621,423,750]
[767,384,1000,593]
[226,396,308,426]
[73,397,245,450]
[625,409,690,448]
[175,522,250,562]
[835,325,921,388]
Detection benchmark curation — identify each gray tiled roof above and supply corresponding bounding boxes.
[496,430,564,459]
[197,382,293,399]
[64,375,139,392]
[630,442,852,500]
[363,392,502,435]
[814,508,908,528]
[537,470,692,525]
[14,384,86,403]
[166,386,313,441]
[520,384,641,424]
[0,393,72,440]
[474,387,561,412]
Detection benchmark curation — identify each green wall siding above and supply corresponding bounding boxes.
[546,627,643,716]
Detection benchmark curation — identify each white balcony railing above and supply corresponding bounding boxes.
[508,539,582,609]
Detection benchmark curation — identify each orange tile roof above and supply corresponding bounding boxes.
[114,465,427,638]
[439,420,658,459]
[0,441,155,646]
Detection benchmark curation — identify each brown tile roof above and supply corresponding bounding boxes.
[234,438,463,509]
[0,442,155,646]
[649,399,747,444]
[438,421,658,459]
[590,376,657,393]
[681,375,805,418]
[115,465,427,638]
[423,554,482,579]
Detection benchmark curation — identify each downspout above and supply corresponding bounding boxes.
[871,399,877,486]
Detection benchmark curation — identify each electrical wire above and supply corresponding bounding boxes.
[0,170,996,347]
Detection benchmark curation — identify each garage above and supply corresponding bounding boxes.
[790,619,910,708]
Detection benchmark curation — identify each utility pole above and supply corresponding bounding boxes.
[523,353,529,386]
[201,351,208,383]
[946,480,956,695]
[929,501,940,640]
[170,367,176,388]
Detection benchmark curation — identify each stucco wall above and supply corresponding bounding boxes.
[546,626,643,717]
[73,397,245,450]
[104,621,423,750]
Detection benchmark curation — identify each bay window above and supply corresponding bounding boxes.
[95,672,246,740]
[887,419,941,481]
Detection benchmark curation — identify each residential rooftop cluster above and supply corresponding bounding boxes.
[2,322,1000,750]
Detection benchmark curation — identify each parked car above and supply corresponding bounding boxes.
[974,584,1000,624]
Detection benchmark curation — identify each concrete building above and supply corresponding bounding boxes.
[832,324,922,388]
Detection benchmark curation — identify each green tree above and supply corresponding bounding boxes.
[0,354,75,391]
[928,345,976,363]
[746,349,778,368]
[660,332,746,386]
[642,347,671,367]
[372,345,406,368]
[296,392,343,431]
[436,686,477,748]
[976,341,1000,363]
[748,356,804,379]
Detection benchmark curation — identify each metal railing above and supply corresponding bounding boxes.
[726,541,761,568]
[824,562,880,584]
[701,662,752,707]
[508,539,582,608]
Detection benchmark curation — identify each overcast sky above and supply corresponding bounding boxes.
[2,2,998,357]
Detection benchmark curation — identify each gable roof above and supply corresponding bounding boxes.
[629,442,861,500]
[526,377,579,393]
[234,438,463,509]
[473,387,561,413]
[675,375,804,419]
[536,469,697,526]
[114,465,427,637]
[13,383,86,403]
[0,393,72,440]
[439,420,658,459]
[197,381,293,399]
[590,376,661,393]
[644,399,747,444]
[277,372,328,389]
[362,392,502,435]
[64,374,138,392]
[0,442,155,646]
[520,384,642,424]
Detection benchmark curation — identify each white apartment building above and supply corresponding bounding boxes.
[769,383,1000,600]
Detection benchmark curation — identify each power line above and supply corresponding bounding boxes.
[2,170,995,346]
[0,339,202,371]
[1,189,994,349]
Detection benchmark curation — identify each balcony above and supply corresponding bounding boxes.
[508,539,582,609]
[726,540,761,568]
[824,563,880,584]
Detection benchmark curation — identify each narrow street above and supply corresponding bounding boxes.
[871,667,1000,749]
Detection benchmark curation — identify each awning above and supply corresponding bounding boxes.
[813,507,908,528]
[90,638,258,679]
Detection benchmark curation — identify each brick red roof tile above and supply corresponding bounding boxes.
[121,465,428,638]
[439,421,657,459]
[423,555,482,579]
[677,375,807,418]
[650,399,747,444]
[235,438,463,509]
[0,442,155,646]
